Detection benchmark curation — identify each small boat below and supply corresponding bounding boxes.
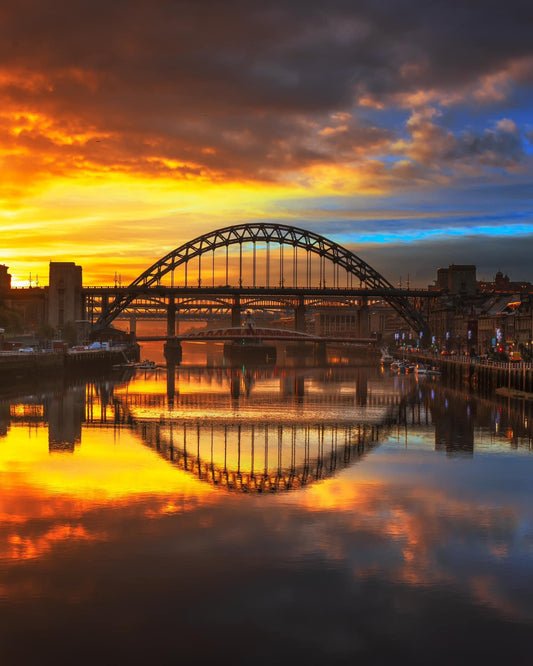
[136,359,157,369]
[380,347,394,364]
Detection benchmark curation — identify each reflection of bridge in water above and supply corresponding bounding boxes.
[6,368,533,491]
[96,370,420,493]
[0,367,432,492]
[124,365,412,408]
[129,417,401,493]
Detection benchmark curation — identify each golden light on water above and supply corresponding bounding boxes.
[0,421,218,562]
[0,424,216,500]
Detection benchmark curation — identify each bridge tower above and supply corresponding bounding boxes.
[48,262,83,331]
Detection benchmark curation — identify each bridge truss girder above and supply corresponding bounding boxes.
[88,293,404,323]
[93,223,430,337]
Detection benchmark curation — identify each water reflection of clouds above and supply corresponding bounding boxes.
[2,375,533,641]
[1,450,532,652]
[0,422,218,568]
[278,450,533,622]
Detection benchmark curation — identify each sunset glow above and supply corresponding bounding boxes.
[1,1,532,287]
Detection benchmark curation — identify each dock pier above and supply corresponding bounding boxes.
[409,352,533,396]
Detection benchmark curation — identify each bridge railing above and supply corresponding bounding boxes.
[412,351,533,371]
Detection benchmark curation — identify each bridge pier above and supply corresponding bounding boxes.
[356,372,368,406]
[231,295,241,328]
[167,297,177,337]
[295,295,306,333]
[164,339,182,366]
[290,295,309,364]
[129,315,137,336]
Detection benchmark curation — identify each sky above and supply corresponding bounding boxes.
[1,0,533,287]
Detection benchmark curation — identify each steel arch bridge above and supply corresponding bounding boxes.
[93,222,430,337]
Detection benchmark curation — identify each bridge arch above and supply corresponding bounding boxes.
[94,222,429,337]
[117,388,420,494]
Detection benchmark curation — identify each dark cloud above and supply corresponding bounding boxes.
[1,0,533,184]
[397,112,529,172]
[357,233,533,286]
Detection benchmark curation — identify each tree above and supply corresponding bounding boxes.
[61,321,77,347]
[0,306,23,333]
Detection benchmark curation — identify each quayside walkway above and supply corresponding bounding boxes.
[0,345,136,380]
[409,352,533,395]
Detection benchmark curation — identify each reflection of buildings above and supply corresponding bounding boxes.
[0,401,9,436]
[426,389,475,456]
[46,385,86,451]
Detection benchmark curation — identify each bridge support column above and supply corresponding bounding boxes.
[164,339,182,366]
[357,296,369,338]
[295,295,306,333]
[231,295,241,328]
[101,294,109,322]
[129,315,137,336]
[167,297,176,338]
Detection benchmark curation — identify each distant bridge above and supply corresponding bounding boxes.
[88,223,432,340]
[135,326,377,345]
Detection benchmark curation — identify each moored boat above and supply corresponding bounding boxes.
[136,359,157,369]
[380,346,394,364]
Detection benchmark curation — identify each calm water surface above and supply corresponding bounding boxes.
[1,364,533,665]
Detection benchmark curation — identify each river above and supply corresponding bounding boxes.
[0,362,532,664]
